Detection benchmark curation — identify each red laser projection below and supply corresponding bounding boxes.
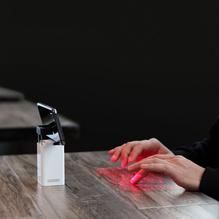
[96,167,177,192]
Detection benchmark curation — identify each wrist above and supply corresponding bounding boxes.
[194,167,205,191]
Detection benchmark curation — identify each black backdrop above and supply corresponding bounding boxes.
[1,1,219,151]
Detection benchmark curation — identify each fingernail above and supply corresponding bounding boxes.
[111,155,117,162]
[128,157,133,162]
[130,173,142,184]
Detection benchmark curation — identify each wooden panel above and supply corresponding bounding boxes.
[0,101,78,128]
[0,100,80,154]
[73,151,218,209]
[65,153,148,219]
[0,156,41,218]
[0,151,218,219]
[4,155,80,219]
[4,154,147,219]
[0,87,24,101]
[141,204,219,219]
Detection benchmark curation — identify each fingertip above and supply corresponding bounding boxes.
[130,177,137,184]
[130,172,143,184]
[130,179,136,184]
[128,156,135,163]
[111,155,117,162]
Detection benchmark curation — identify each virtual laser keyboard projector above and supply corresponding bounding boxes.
[36,102,65,186]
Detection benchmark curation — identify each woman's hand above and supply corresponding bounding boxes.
[108,138,205,191]
[128,154,205,191]
[108,138,173,168]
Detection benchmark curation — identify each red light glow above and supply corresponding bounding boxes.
[96,167,176,192]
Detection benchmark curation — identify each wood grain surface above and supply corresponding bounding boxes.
[0,87,24,101]
[0,151,218,219]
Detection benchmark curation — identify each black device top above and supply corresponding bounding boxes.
[36,102,65,145]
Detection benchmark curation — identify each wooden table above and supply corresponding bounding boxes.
[0,100,78,133]
[0,151,218,219]
[0,87,80,154]
[0,86,24,101]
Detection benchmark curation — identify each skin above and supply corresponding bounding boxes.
[108,138,205,191]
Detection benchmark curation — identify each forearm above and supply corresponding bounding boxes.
[199,167,219,200]
[173,138,210,166]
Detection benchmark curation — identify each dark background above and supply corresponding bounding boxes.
[1,1,219,151]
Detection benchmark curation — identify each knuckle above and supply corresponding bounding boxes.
[128,142,135,148]
[151,154,159,158]
[149,138,158,143]
[114,147,122,154]
[115,146,122,150]
[124,142,130,146]
[149,138,160,146]
[175,155,184,160]
[121,143,128,148]
[159,163,165,170]
[153,157,160,163]
[133,143,142,151]
[123,147,129,152]
[123,142,132,148]
[131,140,140,144]
[147,163,154,168]
[141,158,148,163]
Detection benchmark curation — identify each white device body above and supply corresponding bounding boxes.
[37,140,65,186]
